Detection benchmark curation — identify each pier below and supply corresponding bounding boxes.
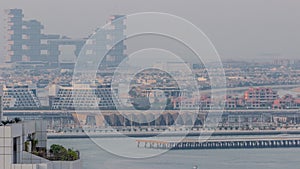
[136,136,300,150]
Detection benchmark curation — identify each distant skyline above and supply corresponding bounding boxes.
[1,0,300,62]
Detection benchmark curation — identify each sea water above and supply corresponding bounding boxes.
[49,137,300,169]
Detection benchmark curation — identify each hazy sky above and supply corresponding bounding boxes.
[1,0,300,61]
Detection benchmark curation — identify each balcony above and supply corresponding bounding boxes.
[0,120,82,169]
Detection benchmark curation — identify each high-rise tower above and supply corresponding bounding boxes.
[22,20,44,61]
[4,9,127,69]
[5,9,23,62]
[5,9,45,63]
[102,15,127,68]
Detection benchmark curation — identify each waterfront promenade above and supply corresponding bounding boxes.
[47,128,300,139]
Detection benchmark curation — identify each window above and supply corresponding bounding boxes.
[22,34,29,40]
[106,44,113,49]
[86,39,95,45]
[8,30,14,35]
[22,45,28,50]
[86,49,94,55]
[106,55,115,61]
[106,34,114,40]
[41,39,48,44]
[41,50,48,55]
[8,41,14,45]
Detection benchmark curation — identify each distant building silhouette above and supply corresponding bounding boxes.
[102,15,127,68]
[5,9,126,69]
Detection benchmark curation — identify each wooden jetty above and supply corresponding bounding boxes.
[136,136,300,149]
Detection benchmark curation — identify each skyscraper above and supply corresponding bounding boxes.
[5,9,47,63]
[4,9,127,69]
[77,14,127,71]
[5,9,23,62]
[22,20,44,62]
[104,15,127,68]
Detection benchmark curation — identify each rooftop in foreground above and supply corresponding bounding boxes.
[0,120,82,169]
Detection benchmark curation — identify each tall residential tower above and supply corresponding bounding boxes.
[4,9,127,69]
[5,9,23,62]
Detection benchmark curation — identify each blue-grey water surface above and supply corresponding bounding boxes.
[49,138,300,169]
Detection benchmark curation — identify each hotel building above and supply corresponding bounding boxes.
[5,9,127,69]
[2,85,41,109]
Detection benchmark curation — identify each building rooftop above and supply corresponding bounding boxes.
[0,120,82,169]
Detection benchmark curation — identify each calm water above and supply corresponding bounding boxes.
[49,137,300,169]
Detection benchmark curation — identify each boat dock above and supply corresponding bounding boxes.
[136,136,300,149]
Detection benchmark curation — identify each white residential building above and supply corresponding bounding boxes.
[0,120,82,169]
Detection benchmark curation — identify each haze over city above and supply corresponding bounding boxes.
[1,0,300,62]
[1,1,300,169]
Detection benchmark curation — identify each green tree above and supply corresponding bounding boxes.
[50,144,79,161]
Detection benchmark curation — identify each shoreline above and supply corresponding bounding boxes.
[47,129,300,139]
